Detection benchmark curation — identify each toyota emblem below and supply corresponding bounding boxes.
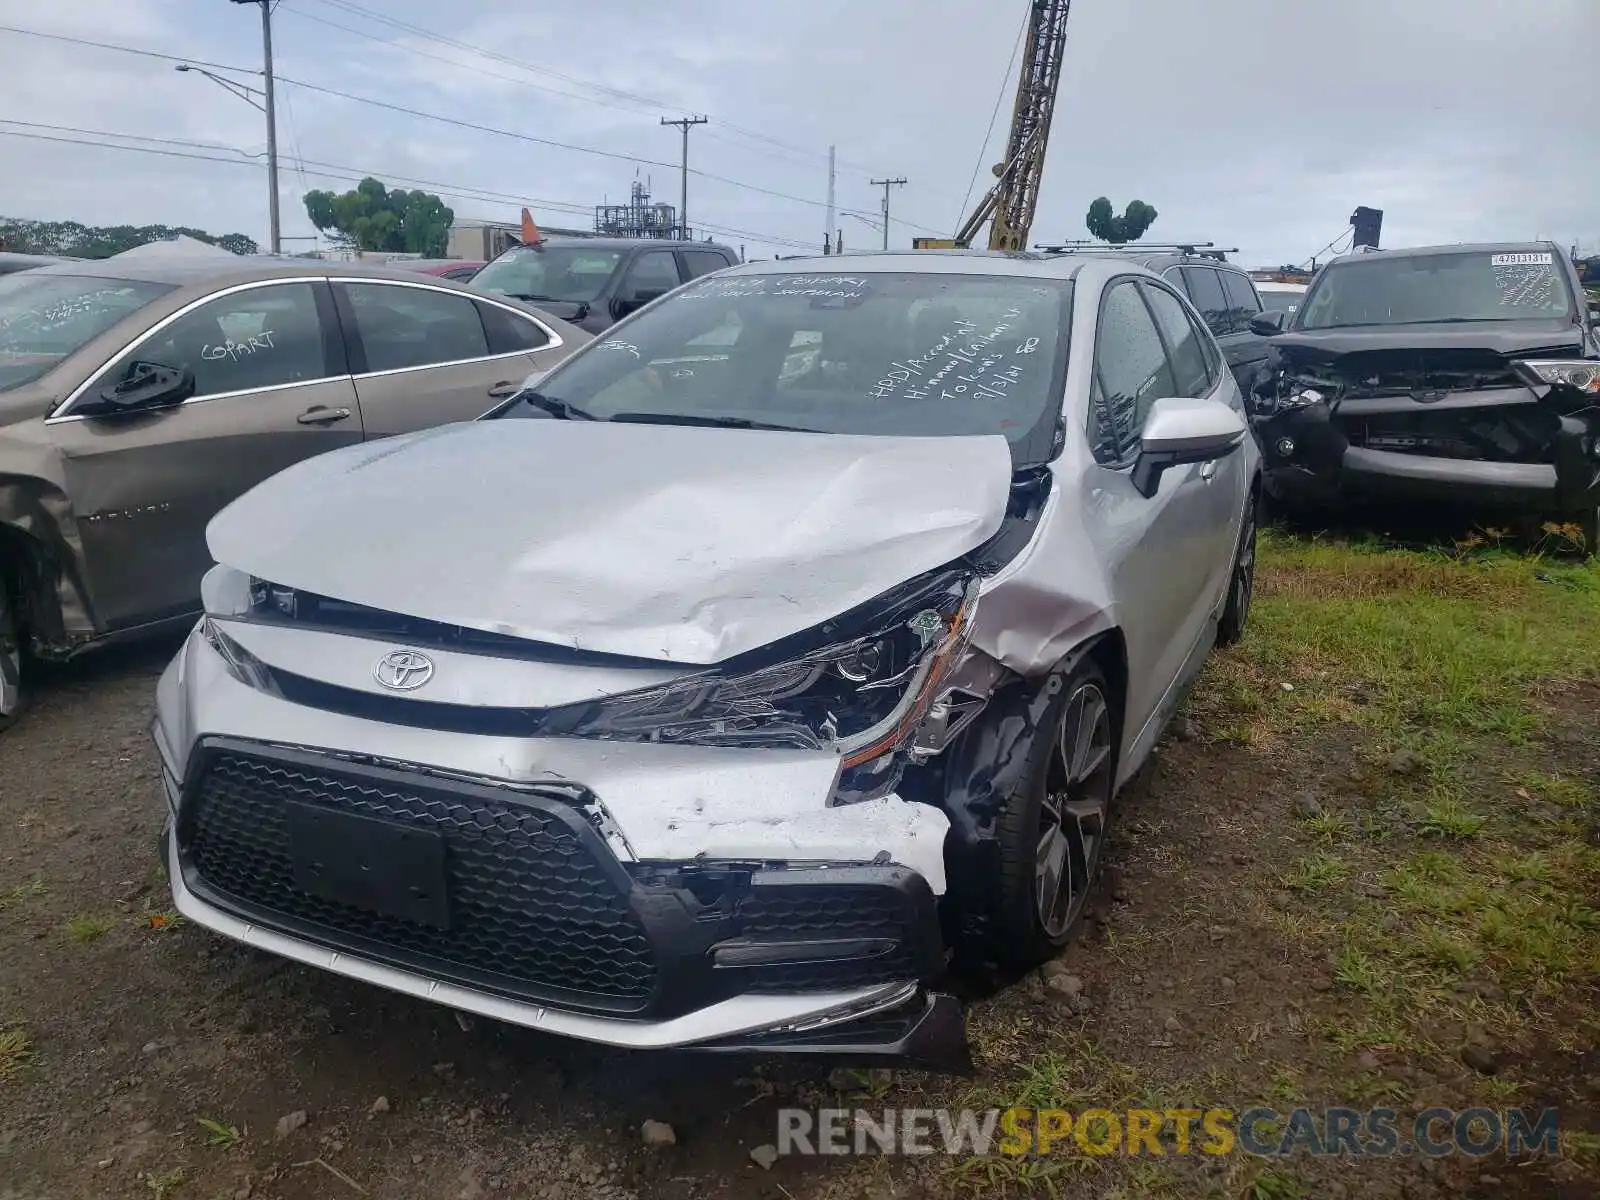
[373,649,434,691]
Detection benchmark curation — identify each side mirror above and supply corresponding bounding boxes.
[1249,310,1287,337]
[611,289,667,320]
[1131,396,1248,499]
[95,361,195,412]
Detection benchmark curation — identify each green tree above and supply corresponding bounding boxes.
[0,219,257,257]
[1085,197,1159,244]
[302,178,454,256]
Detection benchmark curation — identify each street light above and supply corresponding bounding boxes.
[173,64,264,113]
[177,0,281,254]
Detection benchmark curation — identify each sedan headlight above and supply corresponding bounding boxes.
[540,567,980,804]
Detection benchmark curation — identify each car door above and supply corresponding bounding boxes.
[606,249,684,325]
[1085,277,1220,741]
[1139,279,1246,615]
[335,279,564,437]
[1218,268,1270,391]
[679,248,734,281]
[44,278,360,630]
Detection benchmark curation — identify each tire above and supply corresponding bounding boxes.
[0,571,24,733]
[983,657,1118,968]
[1217,487,1259,647]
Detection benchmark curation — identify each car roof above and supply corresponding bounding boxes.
[504,237,737,253]
[22,255,506,290]
[712,248,1089,281]
[14,255,591,339]
[1325,240,1562,264]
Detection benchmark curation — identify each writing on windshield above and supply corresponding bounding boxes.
[503,271,1073,462]
[1299,251,1572,328]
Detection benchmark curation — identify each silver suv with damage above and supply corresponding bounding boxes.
[153,251,1260,1066]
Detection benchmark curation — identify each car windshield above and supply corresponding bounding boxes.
[471,245,626,304]
[491,270,1074,462]
[0,272,174,391]
[1297,250,1574,329]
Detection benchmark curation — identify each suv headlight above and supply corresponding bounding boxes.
[1279,385,1326,408]
[1512,359,1600,395]
[540,567,980,803]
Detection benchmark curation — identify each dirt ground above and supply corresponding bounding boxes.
[1,534,1597,1200]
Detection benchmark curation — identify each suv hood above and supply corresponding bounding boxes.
[207,419,1014,665]
[1271,319,1584,364]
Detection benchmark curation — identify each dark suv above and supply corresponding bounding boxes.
[1038,244,1274,395]
[1247,241,1600,548]
[470,237,740,336]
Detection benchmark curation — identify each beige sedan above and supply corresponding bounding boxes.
[0,256,589,727]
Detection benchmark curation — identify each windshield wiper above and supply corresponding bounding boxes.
[607,412,811,432]
[518,391,598,420]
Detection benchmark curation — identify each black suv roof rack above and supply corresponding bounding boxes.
[1034,240,1239,262]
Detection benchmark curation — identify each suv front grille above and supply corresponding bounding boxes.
[183,748,658,1010]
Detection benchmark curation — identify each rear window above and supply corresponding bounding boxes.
[0,273,173,391]
[1298,250,1575,329]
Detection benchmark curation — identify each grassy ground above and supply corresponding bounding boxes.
[1,529,1595,1200]
[814,529,1600,1200]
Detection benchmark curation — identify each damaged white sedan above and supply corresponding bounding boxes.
[152,251,1260,1068]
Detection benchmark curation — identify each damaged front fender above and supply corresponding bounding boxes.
[0,462,95,656]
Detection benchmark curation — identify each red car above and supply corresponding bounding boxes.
[401,259,486,282]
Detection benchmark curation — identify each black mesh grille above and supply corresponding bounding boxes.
[737,885,922,992]
[184,750,658,1008]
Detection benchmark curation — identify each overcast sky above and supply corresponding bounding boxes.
[0,0,1595,266]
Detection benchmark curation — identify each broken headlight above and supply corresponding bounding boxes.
[1278,384,1327,409]
[1512,359,1600,396]
[540,568,979,801]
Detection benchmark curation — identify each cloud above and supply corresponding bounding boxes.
[0,0,1594,262]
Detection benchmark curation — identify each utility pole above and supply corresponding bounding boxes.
[870,177,906,251]
[230,0,280,255]
[825,144,837,255]
[660,115,707,240]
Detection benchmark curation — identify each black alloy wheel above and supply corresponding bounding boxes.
[1035,679,1115,940]
[1218,489,1258,646]
[983,657,1119,967]
[0,577,23,731]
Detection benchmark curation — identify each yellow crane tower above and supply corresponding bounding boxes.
[939,0,1075,252]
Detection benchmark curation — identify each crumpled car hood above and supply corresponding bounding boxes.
[1270,319,1585,363]
[207,419,1014,665]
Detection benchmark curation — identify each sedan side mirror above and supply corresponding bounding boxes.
[96,361,195,412]
[1249,310,1288,337]
[1131,396,1248,499]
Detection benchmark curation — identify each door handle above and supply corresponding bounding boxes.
[297,405,352,426]
[1200,460,1218,481]
[487,381,521,399]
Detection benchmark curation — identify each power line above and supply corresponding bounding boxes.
[277,5,656,118]
[960,11,1029,228]
[278,3,856,179]
[1301,227,1353,269]
[0,22,258,75]
[291,0,968,216]
[0,22,873,224]
[0,124,818,251]
[300,0,865,173]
